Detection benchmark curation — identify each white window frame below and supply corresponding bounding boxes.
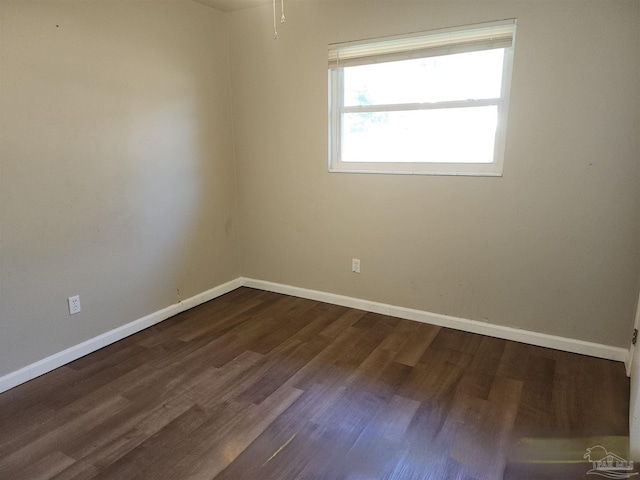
[328,19,517,176]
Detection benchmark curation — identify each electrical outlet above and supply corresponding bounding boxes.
[68,295,81,315]
[352,258,361,274]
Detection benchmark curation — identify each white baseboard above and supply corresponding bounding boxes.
[0,278,242,394]
[241,277,629,365]
[1,275,629,394]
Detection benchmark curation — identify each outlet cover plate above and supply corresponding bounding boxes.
[352,258,361,273]
[68,295,81,315]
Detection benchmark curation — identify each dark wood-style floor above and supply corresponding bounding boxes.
[0,287,632,479]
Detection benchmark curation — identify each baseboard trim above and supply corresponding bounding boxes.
[241,277,629,365]
[1,275,629,394]
[0,278,242,394]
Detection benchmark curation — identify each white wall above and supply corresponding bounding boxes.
[229,0,640,348]
[0,1,240,376]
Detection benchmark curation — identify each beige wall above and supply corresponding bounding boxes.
[1,0,639,379]
[0,1,240,375]
[229,0,640,348]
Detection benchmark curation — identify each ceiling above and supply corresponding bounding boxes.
[192,0,273,12]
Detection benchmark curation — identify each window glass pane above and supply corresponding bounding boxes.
[343,49,504,106]
[341,106,497,163]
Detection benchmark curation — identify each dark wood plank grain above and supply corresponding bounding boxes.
[0,287,632,479]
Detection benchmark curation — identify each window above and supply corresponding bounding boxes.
[328,20,516,176]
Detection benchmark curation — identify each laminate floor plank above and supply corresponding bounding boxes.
[290,302,349,343]
[0,287,632,480]
[235,335,331,405]
[12,450,76,480]
[88,405,211,480]
[166,385,303,480]
[393,321,441,367]
[215,381,361,480]
[0,366,81,426]
[318,308,368,339]
[0,395,131,478]
[169,297,265,345]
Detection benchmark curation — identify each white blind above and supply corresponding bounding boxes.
[328,19,516,69]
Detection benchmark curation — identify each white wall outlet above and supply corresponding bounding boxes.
[352,258,361,274]
[68,295,81,315]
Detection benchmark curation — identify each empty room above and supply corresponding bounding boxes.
[1,0,639,478]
